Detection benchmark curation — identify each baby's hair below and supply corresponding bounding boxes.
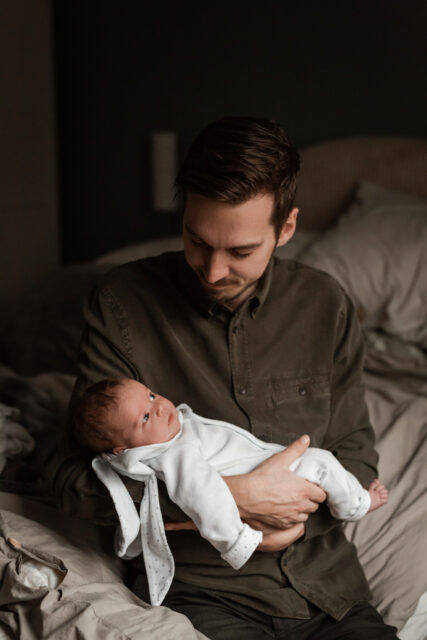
[72,378,126,453]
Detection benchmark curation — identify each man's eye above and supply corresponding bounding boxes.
[149,393,155,401]
[231,250,252,259]
[190,236,205,248]
[143,413,150,423]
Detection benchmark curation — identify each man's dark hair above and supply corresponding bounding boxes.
[175,116,300,238]
[72,379,125,453]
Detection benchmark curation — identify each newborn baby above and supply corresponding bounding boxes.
[73,378,388,605]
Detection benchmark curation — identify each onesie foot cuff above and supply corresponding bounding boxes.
[342,488,372,521]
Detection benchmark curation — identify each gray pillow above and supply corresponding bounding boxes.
[299,182,427,347]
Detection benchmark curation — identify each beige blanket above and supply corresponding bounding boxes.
[0,493,207,639]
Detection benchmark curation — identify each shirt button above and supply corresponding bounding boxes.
[298,385,307,396]
[232,326,239,334]
[240,388,247,395]
[258,433,269,441]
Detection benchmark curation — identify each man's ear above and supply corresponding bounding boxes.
[276,208,299,247]
[113,445,126,455]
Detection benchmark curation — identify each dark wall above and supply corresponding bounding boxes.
[54,1,427,264]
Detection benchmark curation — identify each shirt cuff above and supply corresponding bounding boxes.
[221,524,262,570]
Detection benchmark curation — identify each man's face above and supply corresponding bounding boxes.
[109,381,180,454]
[183,192,298,310]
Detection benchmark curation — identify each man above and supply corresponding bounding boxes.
[52,117,397,638]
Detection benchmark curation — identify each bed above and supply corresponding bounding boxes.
[0,136,426,639]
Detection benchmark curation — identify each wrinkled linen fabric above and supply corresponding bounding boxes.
[0,501,208,640]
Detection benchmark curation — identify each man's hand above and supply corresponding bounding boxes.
[257,522,305,551]
[224,435,327,531]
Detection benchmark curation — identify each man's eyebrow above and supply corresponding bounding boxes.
[184,224,262,251]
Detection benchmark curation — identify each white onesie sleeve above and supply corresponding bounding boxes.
[157,443,262,570]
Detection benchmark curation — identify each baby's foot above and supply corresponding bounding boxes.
[368,479,388,512]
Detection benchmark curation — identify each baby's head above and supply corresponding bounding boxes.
[73,378,180,454]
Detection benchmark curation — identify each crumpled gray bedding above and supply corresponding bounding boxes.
[0,403,34,474]
[0,494,208,640]
[0,365,73,501]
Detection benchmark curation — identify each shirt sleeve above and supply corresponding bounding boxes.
[303,292,378,541]
[159,445,262,569]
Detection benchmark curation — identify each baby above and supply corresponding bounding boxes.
[73,378,388,606]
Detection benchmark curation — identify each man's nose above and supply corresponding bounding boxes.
[203,252,229,283]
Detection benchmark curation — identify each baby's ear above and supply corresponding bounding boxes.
[112,445,126,455]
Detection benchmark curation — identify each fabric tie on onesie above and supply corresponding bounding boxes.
[92,429,182,606]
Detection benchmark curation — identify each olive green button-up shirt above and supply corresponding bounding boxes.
[51,251,378,620]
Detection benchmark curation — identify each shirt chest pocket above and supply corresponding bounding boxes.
[266,373,331,447]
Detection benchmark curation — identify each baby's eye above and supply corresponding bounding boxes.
[149,392,155,401]
[143,413,150,423]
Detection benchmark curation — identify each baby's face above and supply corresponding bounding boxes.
[109,381,180,453]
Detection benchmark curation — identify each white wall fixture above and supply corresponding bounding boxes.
[150,131,178,212]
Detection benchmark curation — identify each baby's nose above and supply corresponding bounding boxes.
[155,403,163,417]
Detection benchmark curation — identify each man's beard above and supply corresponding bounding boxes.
[199,275,258,309]
[193,248,276,309]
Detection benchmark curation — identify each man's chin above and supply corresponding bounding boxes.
[202,286,239,303]
[204,285,255,310]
